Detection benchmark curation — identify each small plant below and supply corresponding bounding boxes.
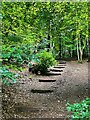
[2,44,35,65]
[2,45,23,64]
[66,97,90,119]
[0,66,18,86]
[29,50,56,74]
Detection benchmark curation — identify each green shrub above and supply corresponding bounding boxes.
[2,45,23,64]
[2,44,36,65]
[0,67,18,86]
[35,50,56,74]
[66,98,90,119]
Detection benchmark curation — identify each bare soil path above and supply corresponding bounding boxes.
[3,60,88,119]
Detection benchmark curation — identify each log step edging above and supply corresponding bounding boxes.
[59,61,66,64]
[58,64,66,66]
[49,69,63,72]
[15,106,40,113]
[39,79,56,82]
[54,66,65,69]
[31,89,54,93]
[46,72,61,75]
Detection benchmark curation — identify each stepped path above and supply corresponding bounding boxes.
[30,62,66,93]
[5,60,88,120]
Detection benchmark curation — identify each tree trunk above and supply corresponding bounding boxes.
[70,48,73,58]
[79,40,83,63]
[47,34,50,52]
[47,19,51,52]
[77,40,80,61]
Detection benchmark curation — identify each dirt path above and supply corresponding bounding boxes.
[4,60,88,119]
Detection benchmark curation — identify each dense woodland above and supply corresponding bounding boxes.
[2,2,88,62]
[1,2,90,119]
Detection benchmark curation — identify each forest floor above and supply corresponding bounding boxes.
[3,60,88,119]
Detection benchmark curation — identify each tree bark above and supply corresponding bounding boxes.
[79,39,83,63]
[77,40,80,61]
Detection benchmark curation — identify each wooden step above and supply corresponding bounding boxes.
[46,71,61,75]
[54,66,65,69]
[6,117,31,120]
[31,89,54,93]
[15,106,40,113]
[59,61,66,64]
[49,68,63,72]
[39,78,56,82]
[58,64,66,66]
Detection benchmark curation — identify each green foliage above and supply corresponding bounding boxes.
[29,50,56,74]
[2,45,23,64]
[1,2,88,63]
[66,98,90,119]
[37,39,50,51]
[35,50,56,74]
[2,44,36,65]
[0,66,18,85]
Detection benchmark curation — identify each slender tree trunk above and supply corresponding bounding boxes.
[59,39,62,58]
[47,18,51,52]
[47,34,50,52]
[70,48,73,57]
[50,39,54,54]
[80,49,83,62]
[79,40,83,63]
[77,40,80,61]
